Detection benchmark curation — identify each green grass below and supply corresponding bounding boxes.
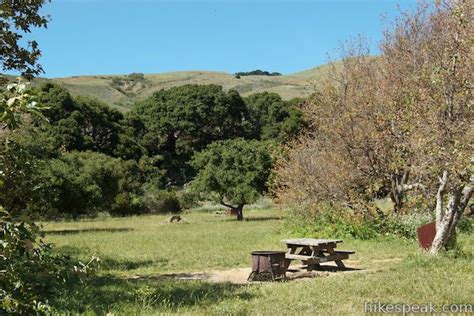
[42,208,474,315]
[44,209,288,276]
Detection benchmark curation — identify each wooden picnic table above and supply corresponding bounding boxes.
[281,238,354,270]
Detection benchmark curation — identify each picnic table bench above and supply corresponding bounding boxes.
[282,238,355,270]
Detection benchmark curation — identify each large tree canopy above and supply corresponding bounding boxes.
[0,0,49,78]
[130,84,249,183]
[245,92,305,143]
[30,83,145,160]
[191,138,273,220]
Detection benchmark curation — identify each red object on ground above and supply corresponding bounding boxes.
[417,221,436,250]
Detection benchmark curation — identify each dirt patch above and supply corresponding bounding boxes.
[128,262,366,284]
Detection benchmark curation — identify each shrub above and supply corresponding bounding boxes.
[1,148,166,219]
[36,151,122,218]
[0,210,98,314]
[176,189,200,210]
[141,188,181,214]
[282,206,458,240]
[128,73,145,81]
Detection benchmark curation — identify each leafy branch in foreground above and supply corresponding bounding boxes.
[0,79,47,129]
[0,208,99,314]
[0,0,50,78]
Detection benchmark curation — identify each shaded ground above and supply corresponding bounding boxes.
[126,260,370,284]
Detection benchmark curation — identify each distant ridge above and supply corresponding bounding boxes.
[4,63,336,111]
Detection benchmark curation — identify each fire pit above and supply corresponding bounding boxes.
[248,251,287,281]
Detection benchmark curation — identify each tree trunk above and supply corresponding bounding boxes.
[221,200,245,221]
[390,173,405,212]
[235,204,244,221]
[390,170,426,213]
[430,171,472,255]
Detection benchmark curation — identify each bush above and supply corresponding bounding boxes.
[283,206,446,240]
[128,73,145,81]
[141,188,181,214]
[0,210,98,314]
[1,148,166,219]
[176,189,200,210]
[35,151,122,218]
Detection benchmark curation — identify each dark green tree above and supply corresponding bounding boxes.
[131,84,249,183]
[37,151,121,218]
[31,84,145,160]
[245,92,306,143]
[191,138,273,220]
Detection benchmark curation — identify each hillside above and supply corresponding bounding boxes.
[45,64,334,111]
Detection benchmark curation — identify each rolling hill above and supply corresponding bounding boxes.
[49,63,335,111]
[3,63,336,111]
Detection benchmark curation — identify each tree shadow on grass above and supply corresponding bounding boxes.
[224,216,283,222]
[101,257,167,271]
[55,245,167,272]
[244,216,283,222]
[45,227,134,235]
[52,274,253,314]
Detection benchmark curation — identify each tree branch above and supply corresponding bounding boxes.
[435,171,449,231]
[219,197,235,210]
[400,183,426,191]
[459,185,472,213]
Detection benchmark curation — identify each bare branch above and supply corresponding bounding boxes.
[400,183,426,191]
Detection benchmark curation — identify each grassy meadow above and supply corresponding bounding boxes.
[42,207,474,315]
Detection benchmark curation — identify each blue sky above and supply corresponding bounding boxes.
[27,0,416,78]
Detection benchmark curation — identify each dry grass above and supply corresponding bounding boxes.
[39,64,337,110]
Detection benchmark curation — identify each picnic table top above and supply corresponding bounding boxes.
[281,238,343,247]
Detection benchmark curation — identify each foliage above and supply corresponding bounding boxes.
[234,70,282,77]
[110,156,166,216]
[245,92,306,143]
[176,189,200,210]
[0,209,98,314]
[32,151,165,218]
[37,151,123,218]
[131,84,249,183]
[284,206,471,241]
[284,206,427,240]
[0,84,98,314]
[0,0,49,78]
[275,0,473,244]
[190,139,273,213]
[127,72,145,81]
[141,188,181,214]
[0,129,57,217]
[2,82,306,220]
[0,80,45,129]
[31,84,145,159]
[0,4,102,314]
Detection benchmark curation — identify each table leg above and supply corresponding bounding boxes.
[307,245,322,270]
[285,245,297,269]
[326,246,346,269]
